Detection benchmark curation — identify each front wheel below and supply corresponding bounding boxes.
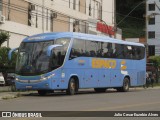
[11,84,16,92]
[66,78,76,95]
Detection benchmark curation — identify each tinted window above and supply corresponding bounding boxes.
[69,39,85,59]
[69,39,145,60]
[86,41,98,57]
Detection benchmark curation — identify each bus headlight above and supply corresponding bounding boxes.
[15,77,19,81]
[40,74,55,81]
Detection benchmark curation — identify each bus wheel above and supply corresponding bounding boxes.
[38,90,47,96]
[117,77,130,92]
[94,88,106,93]
[66,78,76,95]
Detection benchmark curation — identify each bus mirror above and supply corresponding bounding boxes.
[8,48,19,60]
[47,44,62,56]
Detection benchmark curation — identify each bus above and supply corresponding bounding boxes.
[9,32,146,95]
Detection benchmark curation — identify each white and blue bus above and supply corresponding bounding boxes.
[9,32,146,95]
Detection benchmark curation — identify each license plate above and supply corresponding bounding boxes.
[26,86,32,89]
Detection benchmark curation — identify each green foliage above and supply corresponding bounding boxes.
[116,0,145,38]
[0,31,10,47]
[149,56,160,67]
[0,47,17,72]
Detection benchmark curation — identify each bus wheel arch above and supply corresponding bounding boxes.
[66,76,79,95]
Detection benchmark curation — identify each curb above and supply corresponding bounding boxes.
[0,93,18,100]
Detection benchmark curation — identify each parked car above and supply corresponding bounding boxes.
[0,73,5,86]
[5,73,15,86]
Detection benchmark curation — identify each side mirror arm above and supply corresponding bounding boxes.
[47,45,62,56]
[8,48,18,60]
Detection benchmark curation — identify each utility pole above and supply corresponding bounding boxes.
[42,0,44,33]
[146,0,148,57]
[114,0,116,38]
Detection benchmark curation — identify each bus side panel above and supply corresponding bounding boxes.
[62,68,85,88]
[110,69,122,87]
[136,59,146,86]
[84,69,98,88]
[98,69,110,87]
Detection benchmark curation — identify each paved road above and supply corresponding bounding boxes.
[0,88,160,120]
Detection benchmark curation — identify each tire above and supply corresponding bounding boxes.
[66,78,76,95]
[38,90,47,96]
[11,84,16,92]
[94,88,106,93]
[123,77,130,92]
[117,77,130,92]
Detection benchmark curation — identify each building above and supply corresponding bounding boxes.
[147,0,160,56]
[0,0,121,48]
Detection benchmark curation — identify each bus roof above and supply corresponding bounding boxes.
[23,32,145,47]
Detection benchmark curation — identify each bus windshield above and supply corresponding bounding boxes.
[16,38,70,76]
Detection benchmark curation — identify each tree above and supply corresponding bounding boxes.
[116,0,145,38]
[0,31,12,82]
[148,56,160,83]
[0,47,17,81]
[0,31,10,47]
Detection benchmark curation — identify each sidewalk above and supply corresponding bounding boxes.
[0,86,36,100]
[0,86,160,100]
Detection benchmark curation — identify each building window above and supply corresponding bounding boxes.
[73,0,76,10]
[148,45,155,56]
[149,17,155,25]
[0,0,2,11]
[149,4,155,11]
[148,31,155,39]
[93,0,100,18]
[89,3,91,16]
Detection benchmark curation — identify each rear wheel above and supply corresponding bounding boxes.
[66,78,76,95]
[117,77,130,92]
[38,90,47,96]
[94,88,106,93]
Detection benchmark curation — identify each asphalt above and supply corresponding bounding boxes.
[0,86,160,100]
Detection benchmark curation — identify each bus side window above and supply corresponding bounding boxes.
[104,43,113,58]
[70,48,77,59]
[69,39,85,60]
[90,50,96,57]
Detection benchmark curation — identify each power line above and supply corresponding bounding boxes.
[0,1,145,36]
[116,0,146,27]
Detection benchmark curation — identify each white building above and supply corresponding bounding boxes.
[147,0,160,56]
[0,0,121,48]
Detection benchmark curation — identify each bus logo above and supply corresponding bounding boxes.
[121,60,127,70]
[92,59,116,69]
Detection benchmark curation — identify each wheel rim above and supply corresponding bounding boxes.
[71,81,76,90]
[124,80,129,90]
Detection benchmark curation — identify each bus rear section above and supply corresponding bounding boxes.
[64,38,146,93]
